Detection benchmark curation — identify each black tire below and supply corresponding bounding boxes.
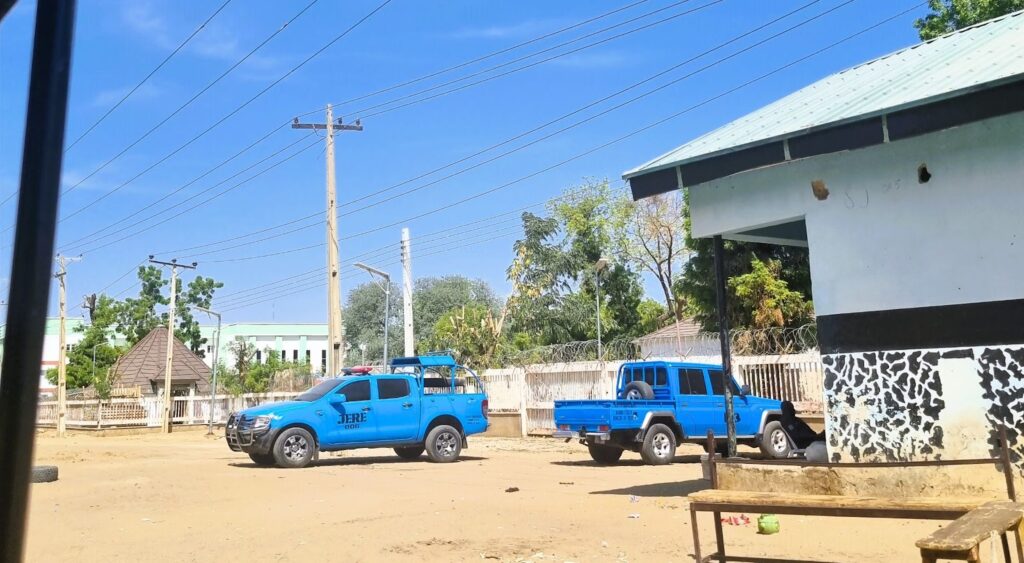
[621,381,655,400]
[248,452,276,466]
[394,446,425,460]
[640,423,677,465]
[760,421,792,459]
[31,465,58,483]
[272,427,316,468]
[587,444,624,464]
[425,425,462,463]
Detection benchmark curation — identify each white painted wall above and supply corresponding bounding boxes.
[689,112,1024,317]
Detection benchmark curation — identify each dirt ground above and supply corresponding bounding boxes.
[25,431,990,562]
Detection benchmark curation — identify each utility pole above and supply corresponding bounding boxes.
[193,305,221,436]
[292,105,362,376]
[401,228,414,357]
[54,254,81,437]
[148,256,197,434]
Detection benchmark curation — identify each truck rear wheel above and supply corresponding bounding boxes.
[587,444,623,464]
[425,425,462,463]
[394,446,425,460]
[272,427,315,468]
[640,423,677,465]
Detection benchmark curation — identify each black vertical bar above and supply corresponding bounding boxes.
[0,1,77,560]
[712,235,737,457]
[999,424,1016,502]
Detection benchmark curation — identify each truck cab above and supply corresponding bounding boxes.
[553,361,785,465]
[226,354,489,468]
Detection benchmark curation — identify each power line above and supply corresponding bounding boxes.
[348,0,721,119]
[53,0,392,225]
[63,0,234,153]
[59,0,320,200]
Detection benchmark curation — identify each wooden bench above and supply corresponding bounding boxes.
[917,501,1024,563]
[689,427,1018,562]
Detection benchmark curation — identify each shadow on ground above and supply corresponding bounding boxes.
[590,479,710,497]
[229,455,487,469]
[550,454,704,467]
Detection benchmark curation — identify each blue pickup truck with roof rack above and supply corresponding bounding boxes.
[554,361,787,465]
[225,354,489,468]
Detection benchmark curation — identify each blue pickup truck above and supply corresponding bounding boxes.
[554,361,786,465]
[225,355,489,468]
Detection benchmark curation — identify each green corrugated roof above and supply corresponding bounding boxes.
[624,10,1024,179]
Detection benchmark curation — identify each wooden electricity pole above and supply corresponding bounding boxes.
[292,104,362,376]
[401,228,414,356]
[54,254,81,437]
[148,256,196,433]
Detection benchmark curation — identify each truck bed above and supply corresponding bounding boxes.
[554,399,676,431]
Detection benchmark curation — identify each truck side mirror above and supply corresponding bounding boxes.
[330,393,347,404]
[740,384,751,396]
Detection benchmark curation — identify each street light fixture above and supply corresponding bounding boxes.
[595,258,609,361]
[193,305,221,436]
[353,262,391,367]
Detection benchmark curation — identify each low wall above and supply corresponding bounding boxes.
[716,462,1022,499]
[483,412,522,438]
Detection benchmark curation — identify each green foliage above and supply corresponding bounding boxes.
[675,190,812,331]
[343,280,402,364]
[413,276,499,347]
[219,342,309,395]
[729,259,814,329]
[637,299,668,335]
[915,0,1023,39]
[46,295,126,394]
[174,276,223,356]
[427,304,504,368]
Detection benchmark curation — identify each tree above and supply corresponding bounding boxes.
[173,275,223,357]
[428,304,504,368]
[675,190,812,331]
[729,258,814,329]
[46,295,125,394]
[413,276,499,346]
[915,0,1023,39]
[114,266,222,355]
[343,281,402,364]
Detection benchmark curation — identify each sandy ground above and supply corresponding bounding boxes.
[24,431,986,562]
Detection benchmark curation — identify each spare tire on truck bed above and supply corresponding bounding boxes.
[621,381,654,400]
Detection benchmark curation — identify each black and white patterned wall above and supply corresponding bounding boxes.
[822,346,1023,470]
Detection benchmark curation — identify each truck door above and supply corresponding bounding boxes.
[677,367,716,437]
[708,369,755,436]
[325,379,377,445]
[374,377,419,442]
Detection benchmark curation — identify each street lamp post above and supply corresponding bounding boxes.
[353,262,391,367]
[594,258,609,361]
[193,305,221,436]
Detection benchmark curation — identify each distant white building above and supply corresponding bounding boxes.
[0,317,88,394]
[634,318,720,359]
[198,323,330,374]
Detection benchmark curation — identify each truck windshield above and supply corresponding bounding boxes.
[295,379,340,401]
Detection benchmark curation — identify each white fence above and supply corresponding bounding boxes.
[36,354,825,434]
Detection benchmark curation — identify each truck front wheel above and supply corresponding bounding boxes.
[272,427,315,468]
[425,425,462,463]
[640,424,677,465]
[760,421,792,459]
[248,452,276,466]
[587,444,623,464]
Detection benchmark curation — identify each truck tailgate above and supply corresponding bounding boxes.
[554,399,675,429]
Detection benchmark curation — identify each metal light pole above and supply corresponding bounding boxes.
[594,258,609,361]
[193,305,221,436]
[353,262,391,366]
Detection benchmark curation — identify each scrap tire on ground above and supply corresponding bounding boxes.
[587,444,624,464]
[394,446,425,460]
[760,421,792,459]
[425,425,462,463]
[640,423,677,465]
[248,452,276,466]
[31,465,58,483]
[272,427,316,468]
[621,381,655,400]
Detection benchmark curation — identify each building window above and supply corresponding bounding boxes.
[255,350,262,364]
[306,350,311,364]
[206,345,212,354]
[292,350,298,362]
[321,350,327,374]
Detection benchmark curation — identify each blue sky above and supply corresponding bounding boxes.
[0,0,928,323]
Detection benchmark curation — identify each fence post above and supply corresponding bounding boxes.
[96,398,102,429]
[519,368,529,437]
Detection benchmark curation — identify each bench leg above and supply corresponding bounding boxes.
[920,551,937,563]
[1002,532,1012,562]
[691,505,702,562]
[1016,520,1024,563]
[713,511,726,563]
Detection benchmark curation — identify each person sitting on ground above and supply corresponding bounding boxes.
[780,400,825,449]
